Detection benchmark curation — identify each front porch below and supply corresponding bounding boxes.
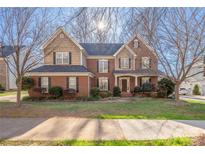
[114,74,158,95]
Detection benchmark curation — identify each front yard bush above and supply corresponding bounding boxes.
[49,86,63,98]
[22,76,34,90]
[133,86,141,94]
[63,89,77,99]
[90,87,100,98]
[113,86,121,97]
[193,84,201,95]
[99,91,112,98]
[141,83,154,92]
[0,83,5,92]
[158,78,175,97]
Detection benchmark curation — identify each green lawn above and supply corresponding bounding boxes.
[0,91,27,97]
[1,97,205,119]
[0,137,192,146]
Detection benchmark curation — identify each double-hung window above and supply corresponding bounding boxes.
[99,59,108,73]
[41,77,49,93]
[56,52,70,64]
[142,57,150,69]
[69,77,77,90]
[98,77,108,91]
[120,58,129,69]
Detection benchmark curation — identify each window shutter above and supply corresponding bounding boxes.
[108,60,109,72]
[38,77,41,87]
[149,78,151,83]
[149,58,151,68]
[76,77,79,92]
[69,52,72,64]
[129,58,131,69]
[97,78,99,87]
[53,52,56,64]
[67,77,69,89]
[139,78,142,86]
[48,77,51,89]
[97,60,99,72]
[119,58,121,68]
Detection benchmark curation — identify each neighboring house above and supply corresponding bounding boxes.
[0,44,29,90]
[0,45,17,90]
[28,27,162,97]
[180,56,205,95]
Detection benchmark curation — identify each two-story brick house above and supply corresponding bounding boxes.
[28,27,162,97]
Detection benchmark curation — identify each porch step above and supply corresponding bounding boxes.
[121,92,133,97]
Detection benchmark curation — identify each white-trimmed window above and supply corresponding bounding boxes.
[142,57,150,69]
[99,59,108,73]
[56,52,70,64]
[134,39,139,48]
[41,77,49,93]
[121,57,129,69]
[98,77,108,91]
[69,77,77,90]
[141,77,150,85]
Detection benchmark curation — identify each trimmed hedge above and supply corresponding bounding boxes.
[22,77,34,90]
[90,87,100,98]
[49,86,63,98]
[113,86,121,97]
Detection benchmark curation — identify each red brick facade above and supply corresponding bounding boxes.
[29,28,159,97]
[30,76,89,97]
[87,59,115,91]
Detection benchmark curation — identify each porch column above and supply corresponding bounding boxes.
[115,75,118,86]
[135,76,138,86]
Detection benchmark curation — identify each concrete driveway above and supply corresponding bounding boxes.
[1,117,205,141]
[181,95,205,102]
[0,94,27,102]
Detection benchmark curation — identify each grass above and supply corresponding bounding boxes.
[0,137,192,146]
[0,90,27,97]
[1,97,205,119]
[183,98,205,104]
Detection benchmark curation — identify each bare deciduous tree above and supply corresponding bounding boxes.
[0,8,56,106]
[65,8,121,43]
[123,8,205,102]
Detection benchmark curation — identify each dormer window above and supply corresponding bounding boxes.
[134,39,139,48]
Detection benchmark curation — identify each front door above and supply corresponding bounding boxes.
[121,79,127,92]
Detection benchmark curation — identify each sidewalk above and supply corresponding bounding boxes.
[1,117,205,141]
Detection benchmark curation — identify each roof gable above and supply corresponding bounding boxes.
[41,27,84,51]
[113,45,137,57]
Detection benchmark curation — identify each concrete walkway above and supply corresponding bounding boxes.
[1,117,205,141]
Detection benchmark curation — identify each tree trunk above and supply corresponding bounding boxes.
[175,82,180,102]
[16,78,22,107]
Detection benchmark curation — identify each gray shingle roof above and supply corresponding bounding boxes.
[80,43,123,55]
[29,65,90,73]
[0,46,15,57]
[113,69,164,76]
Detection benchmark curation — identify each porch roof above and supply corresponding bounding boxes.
[29,65,90,73]
[113,69,164,76]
